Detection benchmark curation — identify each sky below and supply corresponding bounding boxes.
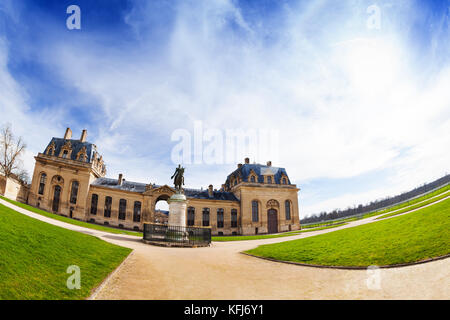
[0,0,449,218]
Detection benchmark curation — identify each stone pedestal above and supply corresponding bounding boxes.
[168,192,187,227]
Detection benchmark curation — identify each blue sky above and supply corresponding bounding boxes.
[1,0,449,217]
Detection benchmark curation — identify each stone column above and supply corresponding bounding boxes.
[168,193,187,227]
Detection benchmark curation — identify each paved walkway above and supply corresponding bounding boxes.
[0,197,448,299]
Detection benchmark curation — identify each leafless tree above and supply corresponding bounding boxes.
[0,123,27,181]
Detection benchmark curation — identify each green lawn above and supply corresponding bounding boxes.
[212,223,348,241]
[0,196,142,237]
[245,198,450,267]
[0,203,132,299]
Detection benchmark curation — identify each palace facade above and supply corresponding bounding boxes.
[28,128,301,235]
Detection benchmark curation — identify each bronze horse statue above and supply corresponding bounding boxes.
[171,164,185,192]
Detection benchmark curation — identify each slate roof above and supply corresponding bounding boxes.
[226,163,291,186]
[90,178,239,201]
[91,177,148,193]
[184,188,239,201]
[44,138,95,163]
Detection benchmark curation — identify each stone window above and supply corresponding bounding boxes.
[217,208,224,228]
[119,199,127,220]
[69,181,79,204]
[104,196,112,218]
[90,194,98,215]
[231,209,238,228]
[282,178,287,184]
[187,207,195,226]
[133,201,141,222]
[38,173,47,195]
[202,208,210,227]
[252,200,259,222]
[250,175,256,183]
[285,200,291,220]
[267,176,272,184]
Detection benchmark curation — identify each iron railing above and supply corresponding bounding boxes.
[143,223,211,246]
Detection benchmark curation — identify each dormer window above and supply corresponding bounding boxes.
[248,169,258,183]
[267,176,272,184]
[282,178,287,184]
[45,142,56,156]
[59,141,72,159]
[76,146,88,162]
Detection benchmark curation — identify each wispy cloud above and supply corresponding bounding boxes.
[1,0,449,217]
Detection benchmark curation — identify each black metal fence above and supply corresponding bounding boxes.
[143,223,211,247]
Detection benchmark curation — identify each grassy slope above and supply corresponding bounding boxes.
[0,203,132,299]
[0,196,142,237]
[245,198,450,267]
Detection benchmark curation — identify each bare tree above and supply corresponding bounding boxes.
[0,123,27,180]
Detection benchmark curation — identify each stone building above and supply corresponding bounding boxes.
[28,128,301,235]
[0,174,29,203]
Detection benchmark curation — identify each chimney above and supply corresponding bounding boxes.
[208,184,213,197]
[80,129,87,143]
[267,161,272,167]
[118,173,123,185]
[238,163,243,169]
[64,128,72,140]
[244,157,250,164]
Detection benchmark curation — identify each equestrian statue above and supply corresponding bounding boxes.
[171,164,185,192]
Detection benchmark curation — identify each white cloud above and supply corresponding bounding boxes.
[2,1,449,217]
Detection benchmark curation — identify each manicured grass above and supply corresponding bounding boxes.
[375,192,450,220]
[0,203,132,299]
[212,223,348,241]
[0,196,142,237]
[245,198,450,267]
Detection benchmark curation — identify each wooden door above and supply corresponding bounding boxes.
[267,209,278,234]
[52,186,61,213]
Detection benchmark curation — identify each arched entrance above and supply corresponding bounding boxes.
[52,185,62,213]
[267,209,278,234]
[154,194,170,224]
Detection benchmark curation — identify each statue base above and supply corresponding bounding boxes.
[167,192,187,227]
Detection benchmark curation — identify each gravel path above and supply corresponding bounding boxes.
[1,197,448,300]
